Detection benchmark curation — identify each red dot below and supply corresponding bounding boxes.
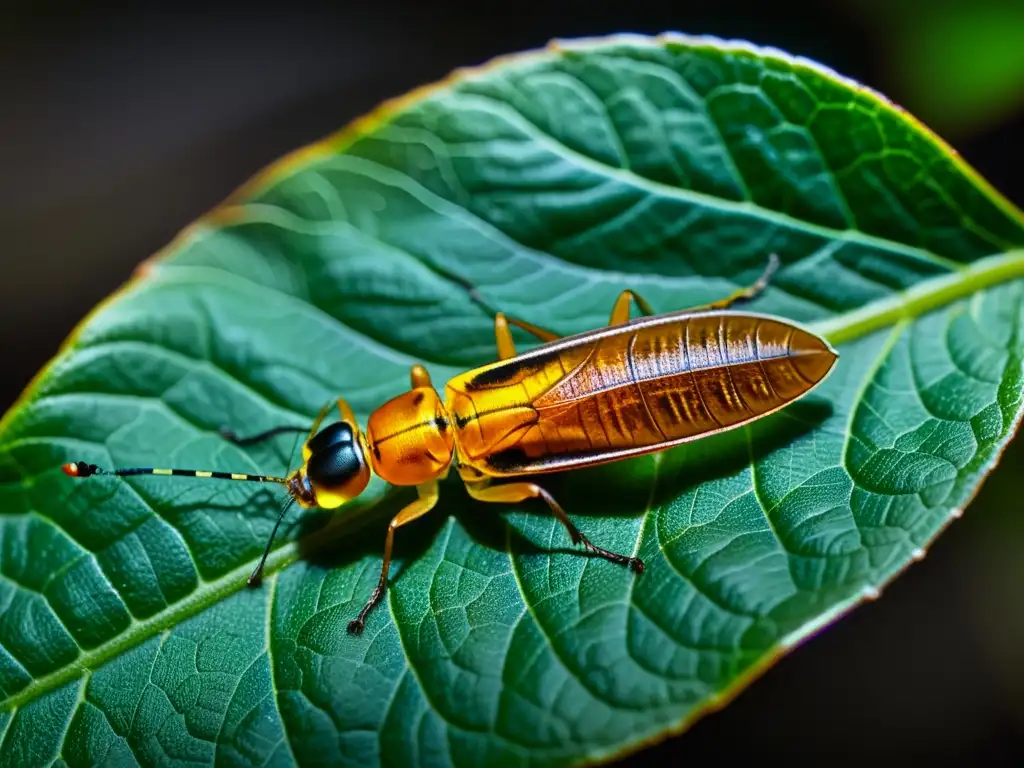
[61,463,79,477]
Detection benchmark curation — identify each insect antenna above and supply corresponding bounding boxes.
[248,496,296,586]
[246,425,307,587]
[61,461,288,485]
[62,435,301,587]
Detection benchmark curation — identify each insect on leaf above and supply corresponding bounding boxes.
[1,32,1023,766]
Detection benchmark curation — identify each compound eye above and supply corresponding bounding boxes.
[305,432,370,509]
[306,422,354,457]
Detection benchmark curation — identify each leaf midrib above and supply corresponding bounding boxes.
[0,535,303,713]
[4,247,1024,714]
[815,249,1024,345]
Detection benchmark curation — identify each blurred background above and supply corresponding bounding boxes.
[2,1,1022,764]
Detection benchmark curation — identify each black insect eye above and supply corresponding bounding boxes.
[307,422,353,456]
[306,436,363,490]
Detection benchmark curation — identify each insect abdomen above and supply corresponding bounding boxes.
[447,312,837,476]
[622,313,833,439]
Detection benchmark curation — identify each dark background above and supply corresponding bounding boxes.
[2,2,1022,765]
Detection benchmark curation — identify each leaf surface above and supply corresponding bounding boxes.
[1,33,1023,766]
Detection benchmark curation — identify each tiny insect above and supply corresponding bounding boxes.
[62,254,837,634]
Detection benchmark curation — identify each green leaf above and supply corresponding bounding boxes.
[2,32,1023,766]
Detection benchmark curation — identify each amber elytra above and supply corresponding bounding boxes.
[62,254,838,633]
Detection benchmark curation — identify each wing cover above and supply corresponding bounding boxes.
[445,312,836,476]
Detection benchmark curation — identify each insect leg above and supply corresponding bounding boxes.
[335,397,358,426]
[687,253,780,312]
[464,479,644,573]
[493,313,560,360]
[608,290,657,326]
[505,315,559,342]
[455,269,560,356]
[304,399,337,442]
[410,364,433,388]
[494,313,518,360]
[347,480,441,634]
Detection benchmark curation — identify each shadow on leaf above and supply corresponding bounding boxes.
[291,485,444,586]
[650,397,835,509]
